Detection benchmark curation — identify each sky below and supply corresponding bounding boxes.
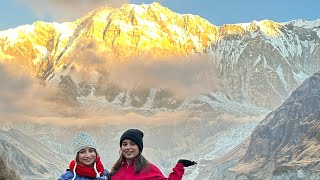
[0,0,319,30]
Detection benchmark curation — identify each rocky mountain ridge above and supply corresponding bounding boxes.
[206,71,320,179]
[210,19,320,109]
[0,155,20,180]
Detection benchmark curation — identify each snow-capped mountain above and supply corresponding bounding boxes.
[0,2,320,180]
[210,19,320,109]
[0,3,319,112]
[0,2,216,83]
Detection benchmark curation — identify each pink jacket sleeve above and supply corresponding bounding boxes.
[167,163,185,180]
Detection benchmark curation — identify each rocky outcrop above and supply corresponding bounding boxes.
[0,155,20,180]
[0,129,68,179]
[222,71,320,179]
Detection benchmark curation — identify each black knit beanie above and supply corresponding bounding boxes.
[120,129,144,152]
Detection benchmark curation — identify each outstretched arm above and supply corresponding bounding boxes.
[167,163,185,180]
[145,160,196,180]
[168,159,197,180]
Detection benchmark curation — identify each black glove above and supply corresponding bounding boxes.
[178,159,197,167]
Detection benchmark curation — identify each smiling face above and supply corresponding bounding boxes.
[77,147,97,166]
[121,139,139,162]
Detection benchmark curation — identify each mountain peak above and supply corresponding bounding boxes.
[248,20,283,36]
[74,2,217,59]
[219,19,283,37]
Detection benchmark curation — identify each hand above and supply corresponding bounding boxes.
[178,159,197,167]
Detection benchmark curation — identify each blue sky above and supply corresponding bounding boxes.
[0,0,319,30]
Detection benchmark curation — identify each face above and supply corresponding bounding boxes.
[77,147,97,166]
[121,139,139,160]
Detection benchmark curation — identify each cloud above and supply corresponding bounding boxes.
[0,39,223,129]
[74,55,222,99]
[11,110,189,128]
[0,58,219,129]
[0,59,191,127]
[0,62,61,119]
[0,58,261,147]
[68,39,222,99]
[105,54,222,99]
[18,0,130,22]
[75,39,107,67]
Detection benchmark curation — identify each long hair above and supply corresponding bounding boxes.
[75,148,98,167]
[110,152,149,176]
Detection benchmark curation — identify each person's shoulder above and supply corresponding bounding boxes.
[147,162,157,168]
[143,162,166,177]
[147,162,162,171]
[58,170,74,179]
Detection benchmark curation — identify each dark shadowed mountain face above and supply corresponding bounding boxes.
[0,155,20,180]
[224,71,320,179]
